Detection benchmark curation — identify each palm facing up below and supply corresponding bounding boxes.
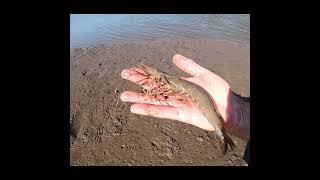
[120,54,232,132]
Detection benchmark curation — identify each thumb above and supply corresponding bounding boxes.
[172,54,208,77]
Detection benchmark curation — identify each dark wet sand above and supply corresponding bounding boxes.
[70,38,250,166]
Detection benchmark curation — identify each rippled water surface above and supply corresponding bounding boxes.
[70,14,250,48]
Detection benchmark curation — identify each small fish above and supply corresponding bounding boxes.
[137,63,235,155]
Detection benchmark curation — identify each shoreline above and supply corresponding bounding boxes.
[71,37,250,53]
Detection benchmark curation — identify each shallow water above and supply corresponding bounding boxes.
[70,14,250,48]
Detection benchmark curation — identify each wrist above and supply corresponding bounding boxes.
[224,90,250,140]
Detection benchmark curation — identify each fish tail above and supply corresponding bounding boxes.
[222,127,236,154]
[216,127,236,155]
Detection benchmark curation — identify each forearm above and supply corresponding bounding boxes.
[224,91,250,140]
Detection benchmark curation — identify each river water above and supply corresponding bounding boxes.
[70,14,250,48]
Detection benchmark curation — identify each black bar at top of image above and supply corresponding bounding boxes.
[70,0,254,14]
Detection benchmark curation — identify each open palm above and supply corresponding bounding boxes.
[120,54,232,131]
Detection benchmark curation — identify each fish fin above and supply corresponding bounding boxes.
[218,137,228,156]
[216,128,236,156]
[215,128,228,156]
[222,127,236,153]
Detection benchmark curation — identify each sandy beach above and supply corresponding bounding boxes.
[70,38,250,166]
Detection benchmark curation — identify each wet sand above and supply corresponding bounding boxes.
[70,38,250,166]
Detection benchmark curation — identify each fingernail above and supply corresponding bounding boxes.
[130,104,142,114]
[120,92,127,101]
[121,70,128,78]
[130,105,137,113]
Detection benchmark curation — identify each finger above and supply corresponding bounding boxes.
[121,69,166,91]
[172,54,208,76]
[120,91,187,106]
[129,67,147,75]
[130,104,180,120]
[121,69,148,85]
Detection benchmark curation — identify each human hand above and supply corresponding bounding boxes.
[120,54,249,139]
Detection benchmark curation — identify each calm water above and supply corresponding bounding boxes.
[70,14,250,48]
